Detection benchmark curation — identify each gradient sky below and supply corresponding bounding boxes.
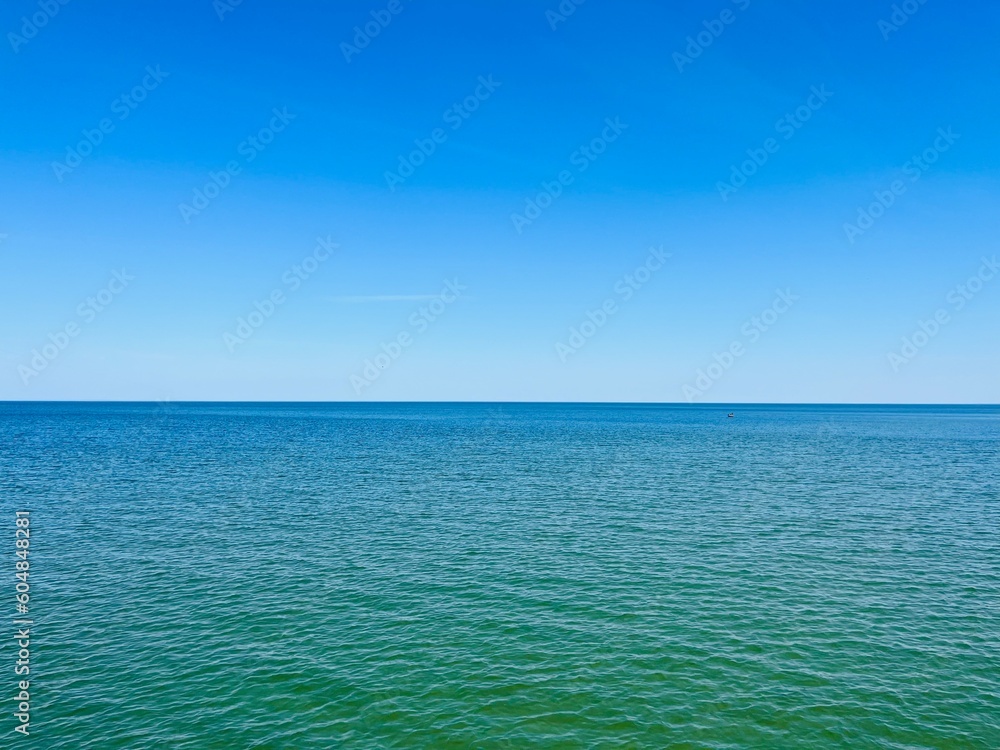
[1,0,998,402]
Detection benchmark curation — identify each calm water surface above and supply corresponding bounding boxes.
[1,402,998,748]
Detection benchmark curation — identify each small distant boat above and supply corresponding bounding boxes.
[727,412,735,418]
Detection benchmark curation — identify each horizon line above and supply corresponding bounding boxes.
[2,400,999,407]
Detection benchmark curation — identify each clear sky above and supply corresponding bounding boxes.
[1,0,998,402]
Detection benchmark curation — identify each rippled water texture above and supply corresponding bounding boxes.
[2,402,999,748]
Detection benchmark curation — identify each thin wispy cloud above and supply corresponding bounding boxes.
[332,295,441,303]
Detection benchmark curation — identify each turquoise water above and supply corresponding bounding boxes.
[2,402,999,748]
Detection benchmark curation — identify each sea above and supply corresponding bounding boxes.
[1,402,998,748]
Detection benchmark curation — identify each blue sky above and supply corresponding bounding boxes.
[1,0,998,402]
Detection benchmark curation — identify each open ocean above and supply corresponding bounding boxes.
[2,402,998,749]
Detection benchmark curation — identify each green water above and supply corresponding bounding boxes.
[3,403,999,748]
